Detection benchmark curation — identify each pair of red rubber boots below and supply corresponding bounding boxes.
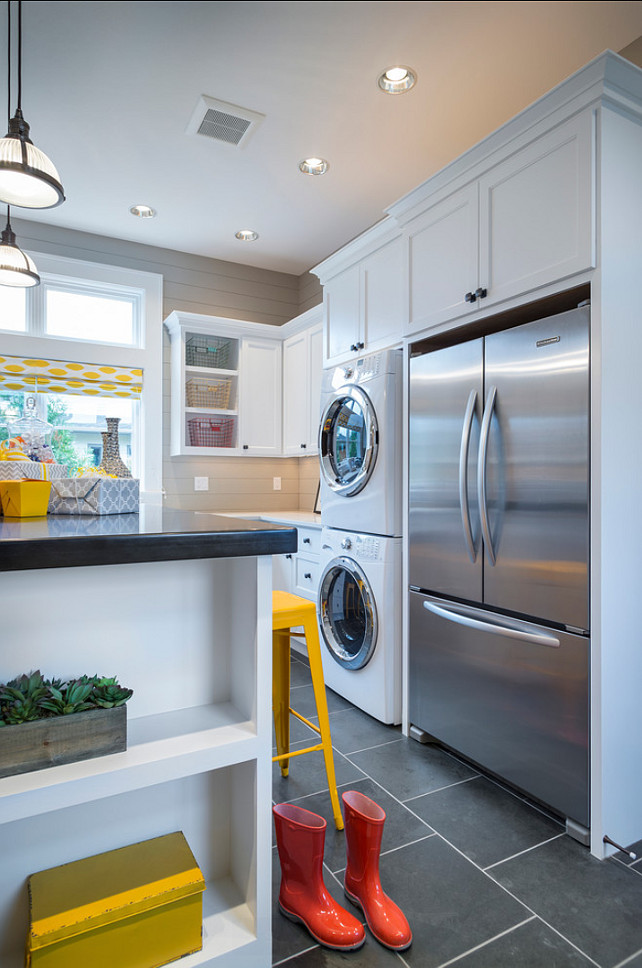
[273,790,412,952]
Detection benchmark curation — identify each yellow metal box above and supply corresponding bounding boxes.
[0,479,51,517]
[25,831,206,968]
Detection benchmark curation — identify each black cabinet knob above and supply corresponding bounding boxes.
[303,537,311,544]
[243,444,248,450]
[285,554,292,560]
[304,572,312,580]
[465,291,477,303]
[350,343,357,352]
[301,443,307,449]
[475,287,488,299]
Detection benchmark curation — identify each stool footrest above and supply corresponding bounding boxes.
[272,743,324,763]
[289,708,321,734]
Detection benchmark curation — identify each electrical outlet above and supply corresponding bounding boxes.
[273,477,282,491]
[194,477,209,491]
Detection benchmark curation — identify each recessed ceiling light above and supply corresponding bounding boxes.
[377,66,416,94]
[235,229,259,241]
[299,157,329,176]
[129,204,156,218]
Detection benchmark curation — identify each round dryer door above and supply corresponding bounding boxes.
[318,556,378,670]
[319,386,378,497]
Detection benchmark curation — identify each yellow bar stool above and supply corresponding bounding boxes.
[272,589,344,831]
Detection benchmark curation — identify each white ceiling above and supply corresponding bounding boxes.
[8,1,642,275]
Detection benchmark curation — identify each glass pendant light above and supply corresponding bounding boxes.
[0,0,65,209]
[0,205,40,286]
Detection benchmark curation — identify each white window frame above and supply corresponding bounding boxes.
[0,251,163,504]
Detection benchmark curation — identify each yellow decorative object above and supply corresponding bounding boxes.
[0,480,51,517]
[0,355,142,400]
[25,831,206,968]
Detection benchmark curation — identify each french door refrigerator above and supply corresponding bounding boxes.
[408,304,590,828]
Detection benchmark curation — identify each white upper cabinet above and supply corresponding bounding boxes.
[478,111,594,307]
[282,320,323,456]
[239,336,282,456]
[165,312,283,457]
[401,110,594,336]
[318,230,404,366]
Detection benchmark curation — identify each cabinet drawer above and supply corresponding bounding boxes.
[297,527,321,556]
[294,556,320,601]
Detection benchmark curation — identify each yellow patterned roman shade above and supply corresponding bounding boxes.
[0,356,142,400]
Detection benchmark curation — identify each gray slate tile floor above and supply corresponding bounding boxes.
[272,652,642,968]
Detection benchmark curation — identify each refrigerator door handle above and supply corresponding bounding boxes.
[423,600,561,648]
[478,384,497,565]
[459,389,478,564]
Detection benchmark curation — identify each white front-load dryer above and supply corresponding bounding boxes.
[317,527,401,724]
[319,349,402,537]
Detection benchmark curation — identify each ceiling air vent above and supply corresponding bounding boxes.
[186,95,265,149]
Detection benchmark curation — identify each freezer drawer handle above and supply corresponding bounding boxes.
[478,384,497,565]
[423,600,560,648]
[459,389,478,564]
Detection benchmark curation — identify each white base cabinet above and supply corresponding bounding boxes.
[0,555,274,968]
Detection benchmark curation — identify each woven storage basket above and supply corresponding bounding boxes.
[185,335,232,369]
[185,377,232,409]
[188,416,235,448]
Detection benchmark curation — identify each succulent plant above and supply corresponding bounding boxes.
[3,696,42,724]
[0,670,48,706]
[90,678,134,708]
[38,680,95,716]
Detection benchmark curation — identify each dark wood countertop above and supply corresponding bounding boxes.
[0,508,298,571]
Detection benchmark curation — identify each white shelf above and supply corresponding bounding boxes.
[186,365,239,378]
[0,703,257,824]
[186,407,239,416]
[178,877,257,968]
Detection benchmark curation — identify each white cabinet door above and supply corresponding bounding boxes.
[363,237,404,352]
[406,183,479,334]
[480,111,594,307]
[324,264,361,365]
[307,323,323,451]
[239,337,282,455]
[273,551,294,592]
[282,331,309,456]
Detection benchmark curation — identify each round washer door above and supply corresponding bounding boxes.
[319,386,378,497]
[318,556,378,670]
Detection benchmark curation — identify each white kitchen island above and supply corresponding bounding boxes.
[0,508,297,968]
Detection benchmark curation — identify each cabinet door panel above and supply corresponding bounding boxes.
[324,265,360,364]
[282,331,309,455]
[362,238,403,350]
[479,111,594,306]
[240,338,282,455]
[307,324,323,453]
[406,183,478,335]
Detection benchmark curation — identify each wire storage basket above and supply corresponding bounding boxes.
[185,377,233,410]
[188,416,236,448]
[185,335,234,369]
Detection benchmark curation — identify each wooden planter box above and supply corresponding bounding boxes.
[0,705,126,778]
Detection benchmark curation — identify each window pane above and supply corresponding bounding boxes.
[0,286,27,331]
[45,289,135,344]
[47,393,134,475]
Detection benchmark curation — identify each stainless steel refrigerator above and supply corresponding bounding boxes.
[408,304,590,828]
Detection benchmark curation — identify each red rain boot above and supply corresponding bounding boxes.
[273,803,366,951]
[342,790,412,951]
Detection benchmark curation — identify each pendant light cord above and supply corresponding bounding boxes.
[7,0,10,125]
[16,0,21,111]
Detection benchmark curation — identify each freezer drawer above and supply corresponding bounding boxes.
[409,591,589,826]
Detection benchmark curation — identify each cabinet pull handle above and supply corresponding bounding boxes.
[475,287,488,299]
[303,537,311,544]
[465,291,477,303]
[304,572,312,580]
[243,444,249,450]
[358,341,364,350]
[285,554,292,559]
[350,343,357,352]
[301,443,307,449]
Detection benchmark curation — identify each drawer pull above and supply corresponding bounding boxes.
[304,572,312,580]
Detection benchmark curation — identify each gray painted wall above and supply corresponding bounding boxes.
[11,217,322,512]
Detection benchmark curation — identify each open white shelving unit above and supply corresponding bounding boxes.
[0,553,274,968]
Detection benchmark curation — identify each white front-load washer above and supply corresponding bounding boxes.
[319,349,402,537]
[317,526,401,724]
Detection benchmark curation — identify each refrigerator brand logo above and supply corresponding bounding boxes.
[536,336,561,347]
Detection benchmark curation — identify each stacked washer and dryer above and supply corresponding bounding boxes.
[317,349,403,724]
